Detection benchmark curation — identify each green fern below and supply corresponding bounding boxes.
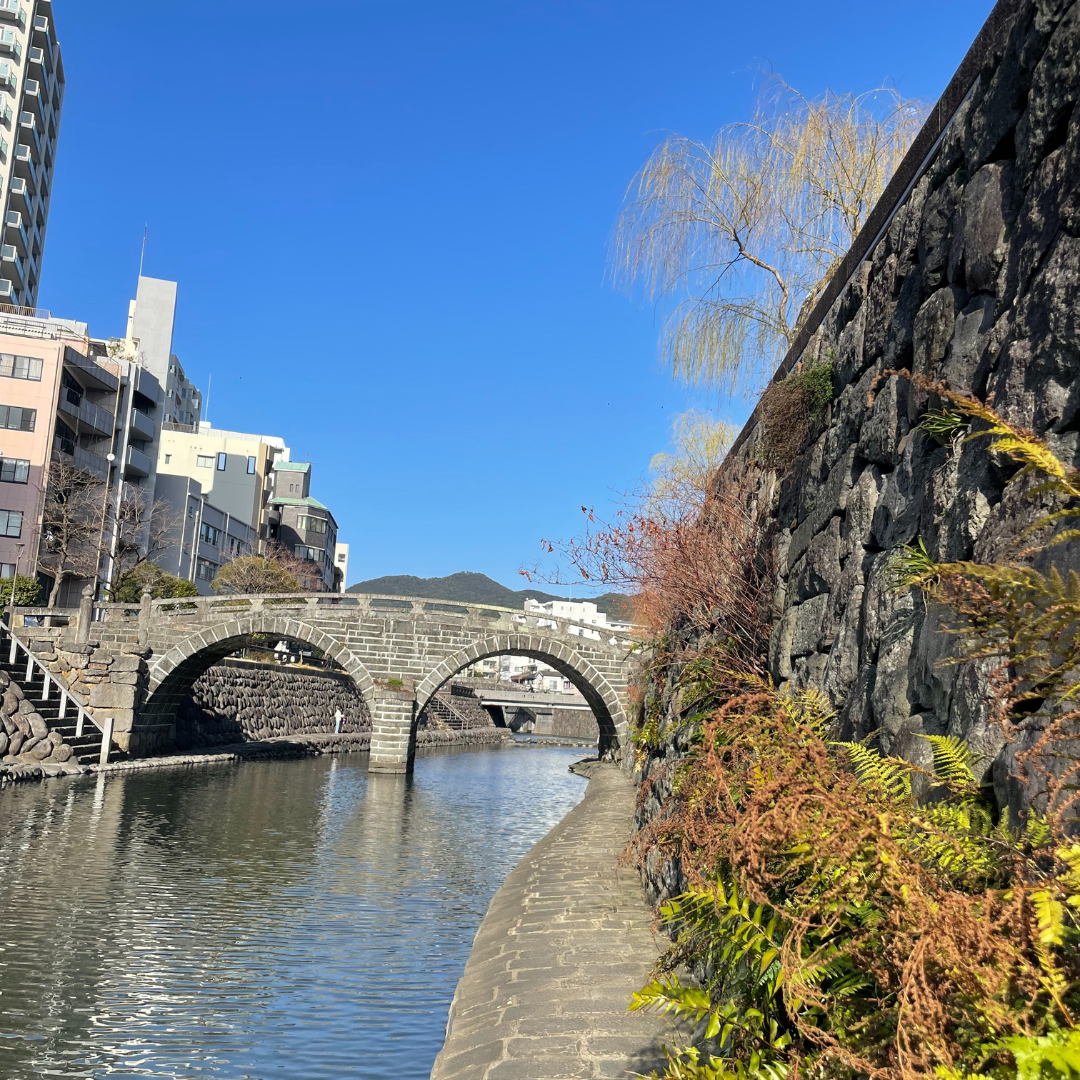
[834,741,913,800]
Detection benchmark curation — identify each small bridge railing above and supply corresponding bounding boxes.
[0,616,113,766]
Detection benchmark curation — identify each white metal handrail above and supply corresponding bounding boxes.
[0,616,112,766]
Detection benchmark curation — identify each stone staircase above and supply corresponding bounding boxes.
[420,685,497,730]
[0,622,106,770]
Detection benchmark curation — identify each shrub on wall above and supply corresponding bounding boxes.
[630,391,1080,1079]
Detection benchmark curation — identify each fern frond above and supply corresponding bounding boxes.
[834,742,913,800]
[921,734,978,788]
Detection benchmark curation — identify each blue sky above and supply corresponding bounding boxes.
[40,0,995,592]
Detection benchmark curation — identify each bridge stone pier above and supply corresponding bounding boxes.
[19,594,638,771]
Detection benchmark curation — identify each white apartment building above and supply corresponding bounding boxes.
[0,1,63,310]
[523,597,632,636]
[335,542,349,592]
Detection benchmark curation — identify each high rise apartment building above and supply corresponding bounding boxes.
[0,1,63,310]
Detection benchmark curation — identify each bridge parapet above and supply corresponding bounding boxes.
[9,593,641,768]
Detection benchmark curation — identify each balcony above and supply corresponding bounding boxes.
[53,436,109,482]
[13,145,36,188]
[18,111,38,144]
[0,30,21,60]
[0,278,14,304]
[5,210,26,256]
[0,1,24,24]
[1,243,22,286]
[130,407,155,442]
[131,365,159,404]
[63,346,118,393]
[9,176,30,215]
[124,444,151,478]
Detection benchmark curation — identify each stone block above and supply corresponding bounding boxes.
[110,654,146,673]
[110,672,140,686]
[28,714,48,740]
[89,682,137,710]
[790,594,830,658]
[89,649,115,666]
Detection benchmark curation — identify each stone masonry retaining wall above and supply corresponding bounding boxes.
[175,659,371,750]
[637,0,1080,903]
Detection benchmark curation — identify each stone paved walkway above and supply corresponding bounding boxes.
[430,763,683,1080]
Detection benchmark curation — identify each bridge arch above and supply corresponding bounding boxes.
[140,615,376,744]
[413,633,628,758]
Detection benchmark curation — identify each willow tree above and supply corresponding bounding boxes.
[613,79,926,394]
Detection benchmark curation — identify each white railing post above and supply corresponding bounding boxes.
[8,633,14,665]
[24,651,32,683]
[41,671,49,700]
[98,715,113,767]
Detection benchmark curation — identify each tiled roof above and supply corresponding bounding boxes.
[269,495,330,511]
[273,460,310,472]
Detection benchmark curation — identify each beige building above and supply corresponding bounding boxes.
[156,423,287,545]
[334,542,348,592]
[0,1,64,310]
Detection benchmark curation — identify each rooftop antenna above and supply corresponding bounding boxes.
[204,374,211,426]
[138,225,147,279]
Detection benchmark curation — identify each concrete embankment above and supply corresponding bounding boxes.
[431,763,682,1080]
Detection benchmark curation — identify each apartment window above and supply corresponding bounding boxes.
[217,452,227,471]
[195,558,217,582]
[290,483,298,493]
[0,405,34,432]
[294,544,320,561]
[0,509,22,537]
[0,458,29,483]
[196,455,213,468]
[188,503,196,519]
[163,454,171,465]
[296,515,326,535]
[0,354,42,381]
[0,563,13,579]
[199,521,221,547]
[247,456,256,475]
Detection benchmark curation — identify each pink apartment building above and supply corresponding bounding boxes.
[0,307,162,601]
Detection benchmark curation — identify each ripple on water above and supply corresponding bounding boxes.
[0,744,588,1080]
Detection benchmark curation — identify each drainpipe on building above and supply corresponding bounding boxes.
[94,356,124,598]
[190,495,206,585]
[104,364,136,598]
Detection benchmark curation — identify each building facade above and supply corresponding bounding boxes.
[334,542,348,593]
[154,472,256,595]
[0,305,167,602]
[0,1,63,310]
[156,423,286,546]
[267,460,338,592]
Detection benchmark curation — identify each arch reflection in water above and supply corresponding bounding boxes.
[0,745,586,1080]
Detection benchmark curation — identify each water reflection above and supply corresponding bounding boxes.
[0,745,586,1079]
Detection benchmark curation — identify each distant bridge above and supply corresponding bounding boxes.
[21,593,638,772]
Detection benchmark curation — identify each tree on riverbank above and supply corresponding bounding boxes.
[613,78,925,394]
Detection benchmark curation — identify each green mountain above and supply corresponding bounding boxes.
[346,571,633,619]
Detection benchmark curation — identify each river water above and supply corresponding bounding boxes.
[0,744,588,1080]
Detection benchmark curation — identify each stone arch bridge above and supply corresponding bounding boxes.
[30,593,638,772]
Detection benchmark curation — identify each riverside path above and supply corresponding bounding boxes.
[431,762,683,1080]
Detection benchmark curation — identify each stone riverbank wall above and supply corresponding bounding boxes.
[636,0,1080,903]
[175,659,371,750]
